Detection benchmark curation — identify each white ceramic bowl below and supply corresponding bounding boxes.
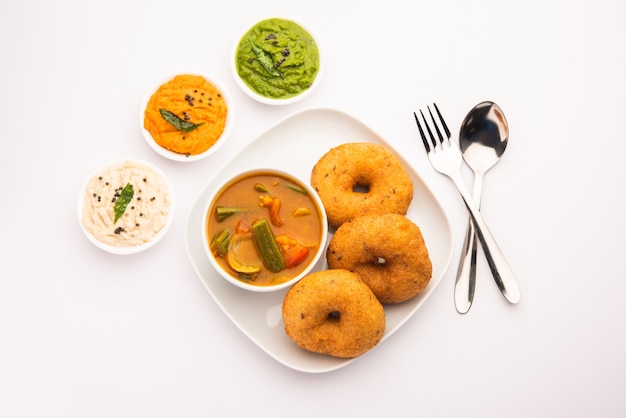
[203,168,328,292]
[77,158,175,255]
[231,18,323,106]
[140,72,234,162]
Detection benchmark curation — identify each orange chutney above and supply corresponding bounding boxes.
[207,171,324,287]
[144,74,227,156]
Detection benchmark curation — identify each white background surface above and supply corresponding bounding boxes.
[2,0,625,416]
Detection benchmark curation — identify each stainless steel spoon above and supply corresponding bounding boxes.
[454,101,512,313]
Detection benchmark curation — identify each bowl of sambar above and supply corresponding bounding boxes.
[203,168,328,292]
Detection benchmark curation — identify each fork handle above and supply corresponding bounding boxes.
[450,174,521,304]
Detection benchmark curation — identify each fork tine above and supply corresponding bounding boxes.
[413,111,431,152]
[433,103,451,139]
[420,109,438,148]
[427,106,446,146]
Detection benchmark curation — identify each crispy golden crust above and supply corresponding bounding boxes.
[310,143,413,228]
[327,213,432,304]
[282,269,385,358]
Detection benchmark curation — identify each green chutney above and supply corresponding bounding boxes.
[235,18,320,100]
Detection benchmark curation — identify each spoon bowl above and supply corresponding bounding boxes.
[459,101,509,173]
[455,101,510,313]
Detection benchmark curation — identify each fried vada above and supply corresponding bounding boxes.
[310,142,413,228]
[327,213,432,304]
[282,269,385,358]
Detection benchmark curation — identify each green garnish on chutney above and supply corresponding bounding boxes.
[159,109,204,132]
[114,183,134,223]
[235,18,319,99]
[250,41,282,77]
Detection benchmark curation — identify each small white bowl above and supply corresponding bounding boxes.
[231,18,323,106]
[140,73,234,162]
[78,158,175,255]
[203,168,328,292]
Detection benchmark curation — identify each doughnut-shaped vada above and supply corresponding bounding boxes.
[327,213,432,304]
[310,142,413,228]
[282,269,385,358]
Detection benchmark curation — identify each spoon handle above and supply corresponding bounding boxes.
[454,215,478,313]
[454,172,483,313]
[449,173,520,304]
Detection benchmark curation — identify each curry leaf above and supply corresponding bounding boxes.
[284,183,308,195]
[114,183,134,223]
[159,109,205,132]
[250,42,282,77]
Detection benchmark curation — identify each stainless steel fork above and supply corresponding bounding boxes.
[414,104,520,304]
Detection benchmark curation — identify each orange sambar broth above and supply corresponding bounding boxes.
[206,172,324,286]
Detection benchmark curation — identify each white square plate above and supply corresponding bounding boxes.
[185,108,453,373]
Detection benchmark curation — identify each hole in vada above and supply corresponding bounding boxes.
[376,257,386,265]
[352,183,370,194]
[327,311,340,321]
